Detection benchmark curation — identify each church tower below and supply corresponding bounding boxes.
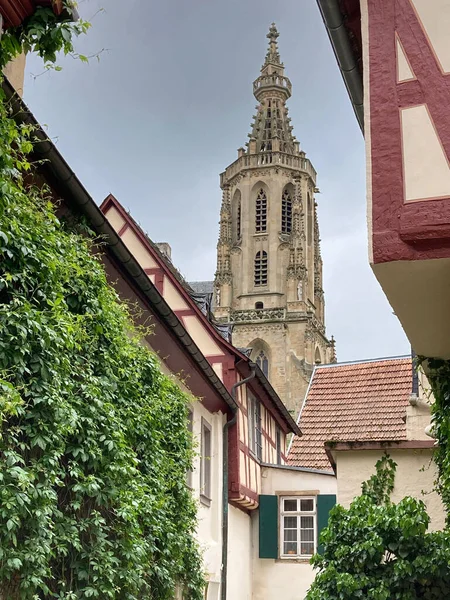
[214,24,335,416]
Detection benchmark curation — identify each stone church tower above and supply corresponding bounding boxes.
[213,24,335,416]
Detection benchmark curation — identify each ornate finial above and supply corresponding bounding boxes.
[264,22,282,66]
[267,23,279,41]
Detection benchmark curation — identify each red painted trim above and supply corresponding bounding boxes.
[144,268,160,276]
[100,196,247,360]
[369,0,450,263]
[176,309,196,318]
[117,222,129,237]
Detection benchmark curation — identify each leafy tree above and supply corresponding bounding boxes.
[0,3,204,598]
[306,455,450,600]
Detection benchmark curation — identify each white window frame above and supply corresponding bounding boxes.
[280,496,317,559]
[200,418,212,506]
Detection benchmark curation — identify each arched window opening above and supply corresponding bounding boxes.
[281,189,292,233]
[236,200,241,240]
[255,301,264,310]
[232,190,241,243]
[256,350,269,378]
[307,193,313,245]
[315,347,322,365]
[254,251,268,286]
[256,189,267,232]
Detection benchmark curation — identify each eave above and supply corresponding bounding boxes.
[2,77,237,416]
[316,0,363,131]
[325,439,436,471]
[0,1,75,29]
[237,360,301,436]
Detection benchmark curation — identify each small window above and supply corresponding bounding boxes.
[280,497,316,558]
[186,409,194,489]
[276,427,282,465]
[254,251,268,286]
[201,419,212,505]
[281,189,292,233]
[256,189,267,232]
[248,394,262,461]
[255,301,264,310]
[256,350,269,379]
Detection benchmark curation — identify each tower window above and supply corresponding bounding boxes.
[282,189,292,233]
[256,189,267,232]
[255,302,264,310]
[254,251,268,286]
[237,200,241,240]
[256,350,269,378]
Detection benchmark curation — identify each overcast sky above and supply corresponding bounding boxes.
[24,0,410,362]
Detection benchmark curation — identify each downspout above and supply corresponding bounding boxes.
[221,366,256,600]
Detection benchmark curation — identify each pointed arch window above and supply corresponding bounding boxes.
[281,189,292,233]
[256,189,267,232]
[254,251,268,286]
[236,200,241,240]
[256,350,269,378]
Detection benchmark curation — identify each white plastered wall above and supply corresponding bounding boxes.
[142,339,226,595]
[251,466,337,600]
[228,505,252,600]
[335,449,444,531]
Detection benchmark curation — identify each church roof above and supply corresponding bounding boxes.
[287,356,414,472]
[189,281,214,295]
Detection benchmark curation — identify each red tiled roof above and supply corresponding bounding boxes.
[288,356,413,471]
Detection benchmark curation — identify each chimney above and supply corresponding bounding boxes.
[156,242,172,260]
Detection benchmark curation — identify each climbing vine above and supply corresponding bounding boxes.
[419,357,450,518]
[306,455,450,600]
[0,4,204,599]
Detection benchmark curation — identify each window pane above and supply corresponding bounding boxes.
[301,528,314,542]
[300,516,314,529]
[284,499,297,512]
[284,542,297,555]
[284,516,297,529]
[300,542,314,555]
[284,528,298,542]
[300,499,314,512]
[201,422,212,499]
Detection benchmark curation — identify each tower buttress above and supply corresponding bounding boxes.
[214,24,335,415]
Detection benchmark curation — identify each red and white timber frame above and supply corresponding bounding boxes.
[318,0,450,359]
[100,194,300,511]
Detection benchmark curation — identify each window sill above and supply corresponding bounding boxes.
[276,557,313,564]
[200,494,211,508]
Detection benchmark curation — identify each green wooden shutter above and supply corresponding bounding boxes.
[316,494,336,555]
[259,495,278,559]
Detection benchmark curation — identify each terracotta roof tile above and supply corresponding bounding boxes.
[287,357,413,471]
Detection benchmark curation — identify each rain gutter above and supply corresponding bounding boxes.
[3,79,237,414]
[316,0,364,131]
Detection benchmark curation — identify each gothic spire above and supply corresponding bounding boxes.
[248,24,297,155]
[264,23,282,67]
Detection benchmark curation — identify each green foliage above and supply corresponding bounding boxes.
[0,6,205,599]
[306,455,450,600]
[421,357,450,517]
[361,454,396,505]
[0,1,91,69]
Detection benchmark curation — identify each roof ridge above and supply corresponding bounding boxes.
[316,354,411,369]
